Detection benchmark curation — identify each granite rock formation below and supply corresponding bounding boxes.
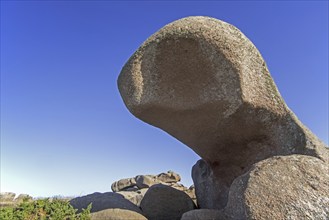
[111,171,196,206]
[111,170,180,192]
[117,16,329,209]
[70,171,196,220]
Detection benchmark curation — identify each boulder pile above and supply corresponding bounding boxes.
[111,170,196,206]
[118,16,329,219]
[70,171,196,220]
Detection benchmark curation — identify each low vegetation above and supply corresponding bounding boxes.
[0,197,91,220]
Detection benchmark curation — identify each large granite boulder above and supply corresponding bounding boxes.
[118,16,329,208]
[223,155,329,219]
[90,208,147,220]
[69,192,143,214]
[140,184,195,220]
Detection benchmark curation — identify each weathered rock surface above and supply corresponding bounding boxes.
[69,192,143,214]
[140,184,195,220]
[223,155,329,219]
[118,16,329,208]
[181,209,226,220]
[110,170,195,207]
[192,159,227,209]
[116,188,148,206]
[135,175,161,189]
[111,171,181,192]
[111,177,137,192]
[90,208,147,220]
[157,170,181,183]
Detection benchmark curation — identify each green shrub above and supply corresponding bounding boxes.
[0,198,91,220]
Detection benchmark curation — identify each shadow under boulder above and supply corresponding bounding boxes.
[69,192,143,215]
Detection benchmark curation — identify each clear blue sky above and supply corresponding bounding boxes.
[1,1,328,198]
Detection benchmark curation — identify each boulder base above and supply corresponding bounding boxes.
[118,15,329,209]
[224,155,329,219]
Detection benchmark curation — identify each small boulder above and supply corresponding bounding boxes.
[140,184,195,220]
[69,192,143,214]
[90,208,147,220]
[111,178,136,192]
[224,155,329,219]
[157,170,181,183]
[135,175,160,189]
